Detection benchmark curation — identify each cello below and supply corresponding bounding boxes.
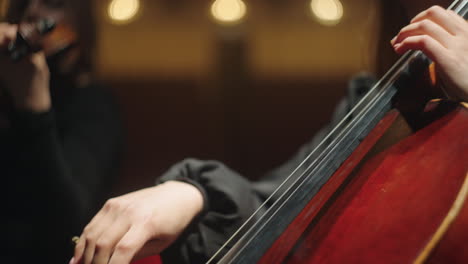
[208,1,468,263]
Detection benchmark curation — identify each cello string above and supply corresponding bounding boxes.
[208,19,429,264]
[265,0,468,228]
[285,0,468,205]
[208,1,468,262]
[262,0,468,233]
[208,45,423,264]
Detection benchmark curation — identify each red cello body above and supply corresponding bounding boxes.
[258,101,468,264]
[211,1,468,257]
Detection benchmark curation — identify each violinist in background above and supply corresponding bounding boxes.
[0,0,122,263]
[71,1,468,264]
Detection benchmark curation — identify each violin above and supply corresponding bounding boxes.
[0,18,78,122]
[7,18,78,62]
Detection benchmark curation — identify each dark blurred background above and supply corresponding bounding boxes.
[0,0,382,194]
[89,0,382,195]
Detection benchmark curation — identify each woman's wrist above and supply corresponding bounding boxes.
[13,88,51,112]
[164,180,205,219]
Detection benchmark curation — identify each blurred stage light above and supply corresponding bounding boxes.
[211,0,247,25]
[310,0,343,26]
[108,0,140,24]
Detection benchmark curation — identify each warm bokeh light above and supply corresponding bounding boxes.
[210,0,247,25]
[0,0,9,20]
[108,0,140,24]
[310,0,343,26]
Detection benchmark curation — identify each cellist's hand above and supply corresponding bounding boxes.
[391,5,468,102]
[70,181,204,264]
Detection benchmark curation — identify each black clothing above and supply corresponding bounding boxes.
[1,74,122,264]
[158,74,375,264]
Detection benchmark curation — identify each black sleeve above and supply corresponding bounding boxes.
[4,82,122,263]
[157,158,265,264]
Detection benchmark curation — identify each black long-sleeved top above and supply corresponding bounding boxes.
[158,74,375,264]
[0,73,122,264]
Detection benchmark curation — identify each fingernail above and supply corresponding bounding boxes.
[69,257,75,264]
[390,36,396,45]
[393,43,403,54]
